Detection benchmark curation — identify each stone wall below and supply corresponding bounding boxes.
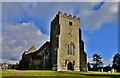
[50,14,60,70]
[18,42,50,70]
[50,12,82,71]
[80,40,87,71]
[58,12,80,71]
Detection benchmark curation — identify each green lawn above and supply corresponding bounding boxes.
[22,70,120,78]
[1,69,120,78]
[2,69,19,78]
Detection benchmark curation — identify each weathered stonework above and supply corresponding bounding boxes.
[50,11,87,71]
[18,11,87,71]
[18,42,50,70]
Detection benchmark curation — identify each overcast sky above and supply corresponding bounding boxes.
[1,2,118,66]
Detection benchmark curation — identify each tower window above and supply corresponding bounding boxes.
[69,22,72,26]
[67,42,75,55]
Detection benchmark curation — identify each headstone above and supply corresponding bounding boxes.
[101,68,103,72]
[98,69,100,72]
[111,69,114,73]
[108,71,111,73]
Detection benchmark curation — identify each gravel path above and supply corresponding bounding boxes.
[11,71,25,78]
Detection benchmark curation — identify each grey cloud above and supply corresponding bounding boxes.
[2,22,49,63]
[2,2,118,32]
[1,58,19,64]
[78,2,118,32]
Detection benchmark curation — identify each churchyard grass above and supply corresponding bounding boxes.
[22,70,120,78]
[1,69,19,78]
[1,69,120,78]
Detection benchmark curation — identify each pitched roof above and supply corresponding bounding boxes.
[24,45,36,55]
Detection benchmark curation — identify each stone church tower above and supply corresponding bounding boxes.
[50,11,87,71]
[19,11,87,71]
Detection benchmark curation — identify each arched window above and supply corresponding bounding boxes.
[67,42,75,55]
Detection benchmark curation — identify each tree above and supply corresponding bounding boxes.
[112,53,120,72]
[92,54,103,71]
[103,65,111,72]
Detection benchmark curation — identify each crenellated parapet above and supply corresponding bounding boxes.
[51,11,80,23]
[58,11,80,21]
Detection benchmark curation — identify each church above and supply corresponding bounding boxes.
[18,11,87,71]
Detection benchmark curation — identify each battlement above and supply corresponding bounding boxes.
[58,11,80,21]
[51,11,80,25]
